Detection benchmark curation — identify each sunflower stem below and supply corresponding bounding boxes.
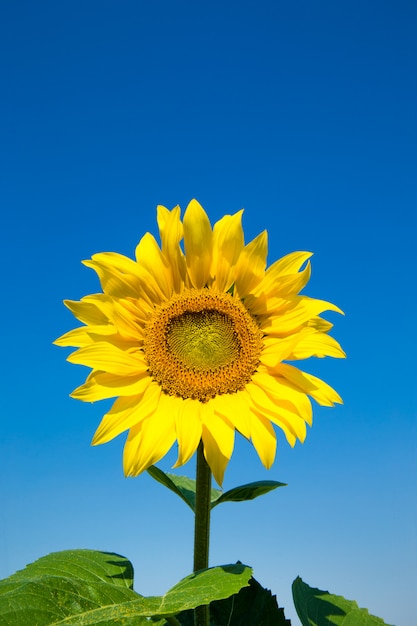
[193,440,212,626]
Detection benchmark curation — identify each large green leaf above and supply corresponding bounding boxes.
[177,574,291,625]
[0,550,139,626]
[0,549,135,589]
[0,550,251,625]
[211,480,286,509]
[144,562,252,617]
[147,466,285,511]
[292,577,392,626]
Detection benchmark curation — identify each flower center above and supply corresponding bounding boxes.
[144,289,263,402]
[167,309,240,370]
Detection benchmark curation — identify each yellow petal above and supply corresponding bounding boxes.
[277,363,343,406]
[210,210,244,292]
[261,297,343,337]
[183,199,213,289]
[173,398,202,467]
[135,232,173,299]
[63,295,113,326]
[259,335,302,368]
[92,382,160,445]
[211,391,251,439]
[248,408,277,468]
[268,262,312,298]
[288,330,346,360]
[251,405,296,448]
[86,252,166,305]
[54,324,115,348]
[111,299,148,341]
[234,230,268,297]
[123,392,177,476]
[201,404,234,486]
[246,381,307,442]
[253,369,313,426]
[83,255,144,299]
[157,204,186,292]
[268,250,313,276]
[307,316,334,332]
[67,342,147,376]
[122,423,142,476]
[71,371,151,402]
[243,293,292,317]
[253,253,312,298]
[89,251,139,274]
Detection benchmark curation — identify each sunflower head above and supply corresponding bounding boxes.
[55,199,345,485]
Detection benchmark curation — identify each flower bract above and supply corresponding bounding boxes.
[55,200,345,485]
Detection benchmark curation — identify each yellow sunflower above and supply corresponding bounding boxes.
[55,200,345,485]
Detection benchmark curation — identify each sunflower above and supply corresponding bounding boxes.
[55,200,345,485]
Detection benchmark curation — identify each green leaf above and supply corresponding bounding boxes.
[147,467,286,512]
[142,562,252,617]
[0,548,135,589]
[210,480,286,509]
[147,465,222,512]
[292,577,393,626]
[177,574,291,625]
[0,549,251,625]
[0,550,141,626]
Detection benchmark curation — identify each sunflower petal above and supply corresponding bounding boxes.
[261,297,343,336]
[63,295,113,326]
[83,255,144,299]
[246,382,307,442]
[259,335,302,367]
[307,316,334,332]
[135,232,173,299]
[201,405,234,486]
[234,230,268,297]
[86,252,166,305]
[288,330,346,359]
[248,408,277,468]
[124,393,178,475]
[71,371,150,402]
[268,262,312,298]
[122,423,143,476]
[252,406,297,448]
[67,342,147,376]
[211,210,244,292]
[183,199,213,289]
[243,293,292,317]
[253,255,312,300]
[277,363,343,406]
[54,324,115,348]
[264,251,313,281]
[253,369,313,426]
[173,398,202,467]
[157,204,186,292]
[111,299,148,340]
[92,382,160,445]
[211,391,251,438]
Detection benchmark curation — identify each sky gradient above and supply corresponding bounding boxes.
[1,2,416,625]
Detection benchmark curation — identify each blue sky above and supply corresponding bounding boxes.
[1,1,416,624]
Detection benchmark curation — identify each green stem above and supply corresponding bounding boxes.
[193,440,212,626]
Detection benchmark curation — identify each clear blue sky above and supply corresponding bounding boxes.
[1,2,416,625]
